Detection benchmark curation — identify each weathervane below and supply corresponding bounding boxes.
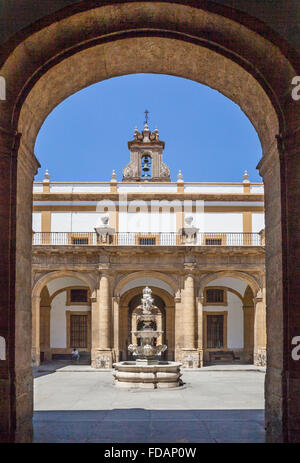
[144,109,149,125]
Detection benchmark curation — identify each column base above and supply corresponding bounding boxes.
[91,349,113,368]
[176,348,201,368]
[31,349,40,367]
[254,348,266,366]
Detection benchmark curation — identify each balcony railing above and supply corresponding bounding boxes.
[32,232,263,246]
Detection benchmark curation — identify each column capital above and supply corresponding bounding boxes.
[98,266,114,279]
[183,263,197,275]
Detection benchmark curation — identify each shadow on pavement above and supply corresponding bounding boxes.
[33,408,265,443]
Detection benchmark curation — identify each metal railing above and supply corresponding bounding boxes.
[32,232,263,246]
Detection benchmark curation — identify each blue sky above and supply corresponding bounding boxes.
[35,74,262,183]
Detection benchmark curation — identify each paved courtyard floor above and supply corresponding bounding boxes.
[33,366,265,443]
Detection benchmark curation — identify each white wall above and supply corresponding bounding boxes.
[202,213,243,233]
[252,212,265,232]
[118,211,176,233]
[32,212,41,232]
[204,277,248,349]
[204,292,244,349]
[118,184,177,193]
[50,184,110,193]
[51,212,107,232]
[50,289,90,349]
[184,185,244,193]
[250,185,264,194]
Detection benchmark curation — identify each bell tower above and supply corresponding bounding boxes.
[122,115,171,182]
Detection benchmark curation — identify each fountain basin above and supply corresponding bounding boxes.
[131,330,163,338]
[113,361,182,389]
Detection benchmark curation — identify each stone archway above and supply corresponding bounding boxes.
[0,1,299,443]
[119,285,175,361]
[31,271,96,366]
[198,273,263,366]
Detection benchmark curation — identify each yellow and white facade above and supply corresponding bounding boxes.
[31,124,266,368]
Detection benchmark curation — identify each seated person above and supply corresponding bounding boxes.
[71,348,80,362]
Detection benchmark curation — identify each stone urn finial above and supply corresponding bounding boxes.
[43,169,50,182]
[243,170,250,183]
[111,170,117,182]
[177,170,183,183]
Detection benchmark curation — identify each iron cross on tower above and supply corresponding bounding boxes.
[144,109,149,125]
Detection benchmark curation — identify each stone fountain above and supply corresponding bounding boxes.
[113,287,182,388]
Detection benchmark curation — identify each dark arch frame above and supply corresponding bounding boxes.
[0,1,299,444]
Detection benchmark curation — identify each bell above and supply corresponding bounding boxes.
[142,158,150,175]
[142,157,150,172]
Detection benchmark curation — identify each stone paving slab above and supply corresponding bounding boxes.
[33,370,265,443]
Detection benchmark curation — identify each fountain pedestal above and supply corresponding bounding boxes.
[113,361,182,389]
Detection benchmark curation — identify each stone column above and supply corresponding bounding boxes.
[31,296,41,366]
[91,273,113,368]
[254,290,266,366]
[181,273,199,368]
[196,296,204,367]
[243,305,255,363]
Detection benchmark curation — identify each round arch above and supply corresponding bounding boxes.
[114,271,178,297]
[119,285,174,308]
[32,270,97,299]
[198,271,261,299]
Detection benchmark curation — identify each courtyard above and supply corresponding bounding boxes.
[33,366,265,443]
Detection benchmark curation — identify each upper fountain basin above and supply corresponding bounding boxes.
[131,330,164,338]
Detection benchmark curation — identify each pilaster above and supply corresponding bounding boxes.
[31,296,41,366]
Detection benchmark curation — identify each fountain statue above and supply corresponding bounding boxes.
[113,287,182,388]
[128,286,167,362]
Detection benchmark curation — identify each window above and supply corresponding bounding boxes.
[205,238,222,245]
[69,233,92,245]
[202,234,226,246]
[70,289,88,303]
[70,314,88,348]
[207,315,224,348]
[71,237,89,245]
[205,288,225,304]
[139,237,156,245]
